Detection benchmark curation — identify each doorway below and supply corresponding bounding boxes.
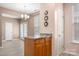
[5,22,13,40]
[54,5,64,55]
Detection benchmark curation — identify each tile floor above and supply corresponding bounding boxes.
[0,40,24,56]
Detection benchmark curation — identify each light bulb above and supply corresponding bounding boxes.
[21,14,24,18]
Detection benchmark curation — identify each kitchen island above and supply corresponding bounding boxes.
[24,34,53,56]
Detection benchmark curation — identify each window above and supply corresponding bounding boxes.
[20,23,27,39]
[72,4,79,42]
[34,15,40,36]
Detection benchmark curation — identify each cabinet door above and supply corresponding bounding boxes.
[35,39,44,56]
[41,39,46,56]
[34,37,52,56]
[45,37,52,56]
[34,40,40,56]
[24,39,34,56]
[35,44,43,56]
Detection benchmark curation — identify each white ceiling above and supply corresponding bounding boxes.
[0,3,40,14]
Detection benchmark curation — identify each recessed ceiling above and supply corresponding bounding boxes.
[0,3,40,14]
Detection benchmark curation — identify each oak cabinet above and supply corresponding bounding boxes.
[24,35,52,56]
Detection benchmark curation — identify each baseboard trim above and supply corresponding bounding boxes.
[0,46,3,48]
[63,51,79,56]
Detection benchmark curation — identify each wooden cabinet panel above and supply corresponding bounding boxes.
[46,43,51,56]
[35,44,43,56]
[24,39,34,56]
[24,36,52,56]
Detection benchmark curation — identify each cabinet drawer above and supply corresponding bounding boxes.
[35,39,45,44]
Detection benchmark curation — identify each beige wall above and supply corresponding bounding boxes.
[27,16,34,36]
[64,4,79,54]
[40,3,55,34]
[0,7,20,40]
[27,12,40,36]
[0,16,20,40]
[0,19,2,46]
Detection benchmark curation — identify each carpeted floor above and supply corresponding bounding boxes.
[0,40,24,56]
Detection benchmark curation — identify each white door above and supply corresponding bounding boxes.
[54,6,64,55]
[5,22,13,40]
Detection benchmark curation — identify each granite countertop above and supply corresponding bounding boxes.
[24,33,52,39]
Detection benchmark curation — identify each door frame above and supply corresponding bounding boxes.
[54,4,65,55]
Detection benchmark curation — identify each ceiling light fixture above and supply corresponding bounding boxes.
[21,5,30,20]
